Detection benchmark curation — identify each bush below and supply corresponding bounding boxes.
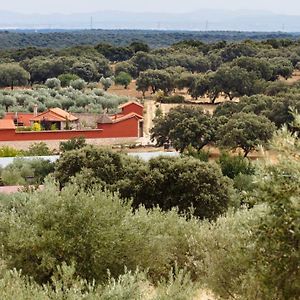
[45,78,61,89]
[218,152,255,179]
[0,180,201,285]
[0,146,22,157]
[0,158,54,186]
[25,142,52,156]
[31,123,41,131]
[58,73,80,87]
[70,79,86,90]
[59,137,87,152]
[158,94,185,104]
[55,147,231,220]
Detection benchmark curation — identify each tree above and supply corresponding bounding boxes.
[129,41,150,53]
[211,66,266,100]
[0,63,30,90]
[45,78,61,89]
[253,127,300,299]
[151,106,215,151]
[95,43,134,62]
[217,112,276,157]
[189,74,210,100]
[70,78,86,90]
[136,70,173,95]
[58,73,80,87]
[269,57,294,79]
[115,72,132,89]
[131,52,157,73]
[119,156,231,220]
[54,146,124,187]
[100,77,113,91]
[114,61,138,78]
[0,95,16,112]
[232,56,274,81]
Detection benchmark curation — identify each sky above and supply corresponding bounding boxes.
[2,0,300,15]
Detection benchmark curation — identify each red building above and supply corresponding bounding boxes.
[97,101,144,138]
[0,101,144,141]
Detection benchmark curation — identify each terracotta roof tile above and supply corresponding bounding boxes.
[0,119,16,130]
[118,101,144,109]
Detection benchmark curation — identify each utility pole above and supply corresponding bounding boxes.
[90,16,93,30]
[205,20,209,31]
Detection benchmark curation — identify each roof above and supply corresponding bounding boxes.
[118,101,144,109]
[0,119,16,130]
[31,108,78,122]
[97,114,113,124]
[97,112,143,125]
[4,112,33,127]
[112,113,143,123]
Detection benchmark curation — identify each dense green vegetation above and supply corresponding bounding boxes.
[0,30,299,49]
[0,125,298,299]
[0,32,299,299]
[0,86,128,115]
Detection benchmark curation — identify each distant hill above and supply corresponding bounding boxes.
[1,9,300,31]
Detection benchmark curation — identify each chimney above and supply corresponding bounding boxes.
[33,104,38,117]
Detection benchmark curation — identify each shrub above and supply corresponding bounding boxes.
[218,152,255,179]
[25,142,52,156]
[31,123,41,131]
[59,137,87,152]
[70,79,86,90]
[0,146,22,157]
[45,78,61,89]
[0,158,54,186]
[159,94,185,104]
[0,181,201,284]
[58,73,80,87]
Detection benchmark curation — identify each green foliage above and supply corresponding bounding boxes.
[0,158,55,186]
[45,77,61,89]
[189,206,267,300]
[0,146,22,157]
[70,78,86,90]
[157,94,185,104]
[100,77,114,91]
[25,142,52,156]
[217,112,276,156]
[253,128,300,299]
[55,147,231,220]
[137,69,173,95]
[0,63,30,90]
[218,152,255,179]
[0,180,201,284]
[59,137,87,152]
[0,86,128,114]
[119,156,231,220]
[54,146,124,187]
[115,71,132,89]
[57,73,80,87]
[151,106,215,152]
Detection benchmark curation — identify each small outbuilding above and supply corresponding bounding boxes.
[30,108,79,130]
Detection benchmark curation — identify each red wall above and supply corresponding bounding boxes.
[122,104,143,116]
[0,129,104,142]
[98,117,139,138]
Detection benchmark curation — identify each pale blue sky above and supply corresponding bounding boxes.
[2,0,300,15]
